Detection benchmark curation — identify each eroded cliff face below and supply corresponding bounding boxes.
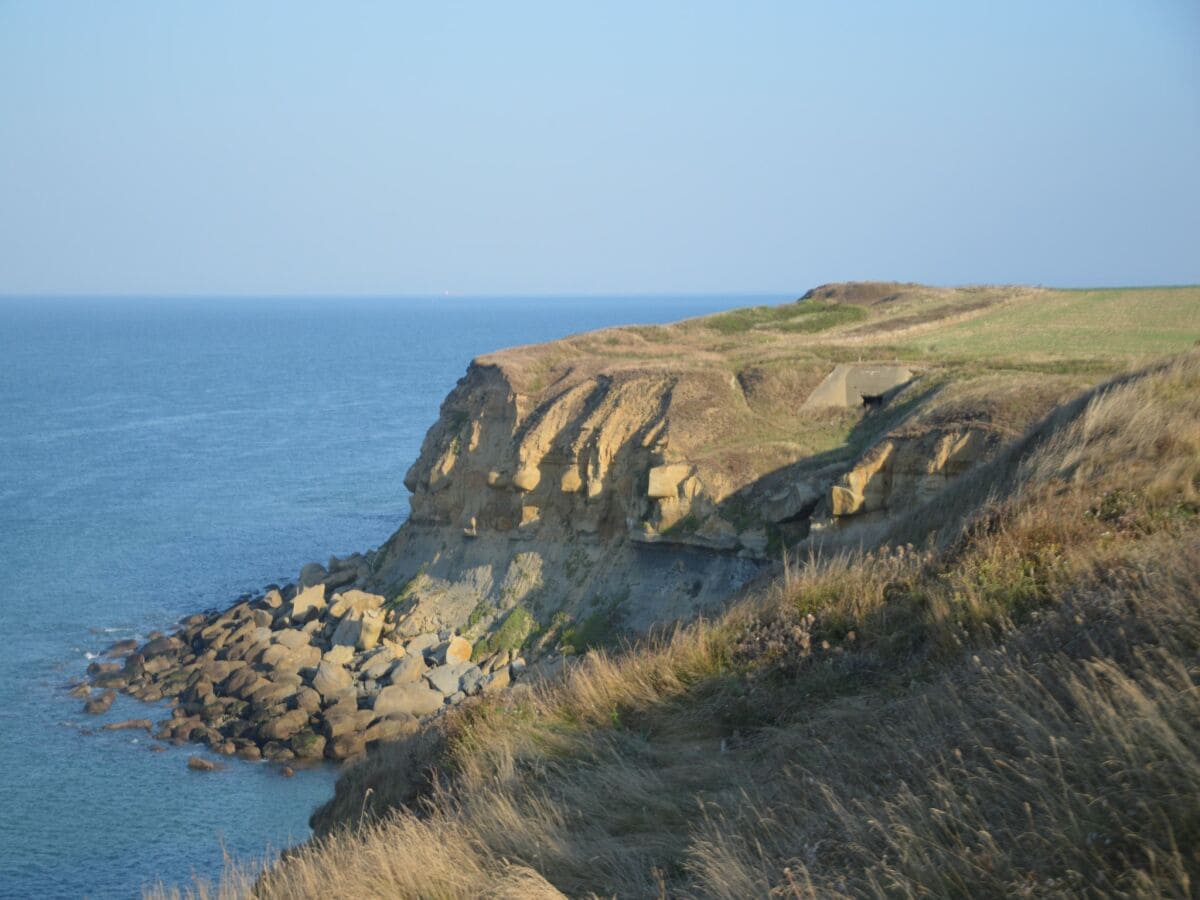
[374,359,773,641]
[355,284,1096,657]
[368,356,1064,656]
[829,428,994,517]
[403,362,678,541]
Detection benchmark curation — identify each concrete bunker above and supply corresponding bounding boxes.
[802,363,914,410]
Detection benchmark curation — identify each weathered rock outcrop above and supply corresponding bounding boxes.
[830,428,993,517]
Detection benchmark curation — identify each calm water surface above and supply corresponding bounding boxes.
[0,294,775,898]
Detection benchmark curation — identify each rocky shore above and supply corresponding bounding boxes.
[76,555,525,766]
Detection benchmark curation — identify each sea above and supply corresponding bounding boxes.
[0,294,777,898]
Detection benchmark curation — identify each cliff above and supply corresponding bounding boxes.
[83,283,1200,770]
[365,282,1084,651]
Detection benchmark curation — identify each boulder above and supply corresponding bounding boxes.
[261,742,294,762]
[142,655,173,676]
[323,644,355,666]
[293,687,322,715]
[187,756,222,772]
[199,619,232,647]
[442,635,472,666]
[222,717,253,741]
[260,644,295,669]
[321,711,359,740]
[200,658,245,684]
[259,588,284,610]
[358,648,396,681]
[104,638,139,658]
[426,662,474,696]
[92,671,128,690]
[380,638,407,658]
[356,611,384,652]
[373,683,445,718]
[388,653,427,685]
[258,709,310,742]
[482,667,511,694]
[220,621,262,660]
[328,590,386,620]
[329,615,362,648]
[460,666,486,695]
[289,583,327,622]
[84,690,115,715]
[299,562,328,588]
[273,630,312,651]
[142,635,184,659]
[223,667,263,697]
[405,633,440,657]
[328,733,367,761]
[289,730,326,760]
[248,682,299,712]
[312,661,353,700]
[364,714,418,745]
[261,643,321,675]
[324,567,358,591]
[131,684,163,703]
[101,718,152,732]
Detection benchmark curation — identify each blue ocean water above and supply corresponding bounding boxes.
[0,294,773,898]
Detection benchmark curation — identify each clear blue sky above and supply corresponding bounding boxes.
[1,1,1197,296]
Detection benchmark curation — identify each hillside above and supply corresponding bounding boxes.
[145,284,1200,897]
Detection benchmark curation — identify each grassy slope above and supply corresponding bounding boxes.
[158,343,1200,897]
[893,287,1200,362]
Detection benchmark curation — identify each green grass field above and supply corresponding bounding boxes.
[893,287,1200,362]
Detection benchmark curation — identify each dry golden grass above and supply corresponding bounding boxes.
[151,353,1200,898]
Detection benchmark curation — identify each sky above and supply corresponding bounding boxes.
[1,1,1197,296]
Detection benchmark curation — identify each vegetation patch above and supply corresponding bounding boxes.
[560,593,628,654]
[563,547,591,585]
[472,606,538,661]
[464,600,492,633]
[385,564,428,611]
[702,300,866,335]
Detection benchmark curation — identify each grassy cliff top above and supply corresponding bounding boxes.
[479,283,1200,392]
[462,284,1200,518]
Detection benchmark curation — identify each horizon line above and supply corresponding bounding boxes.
[1,282,1198,302]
